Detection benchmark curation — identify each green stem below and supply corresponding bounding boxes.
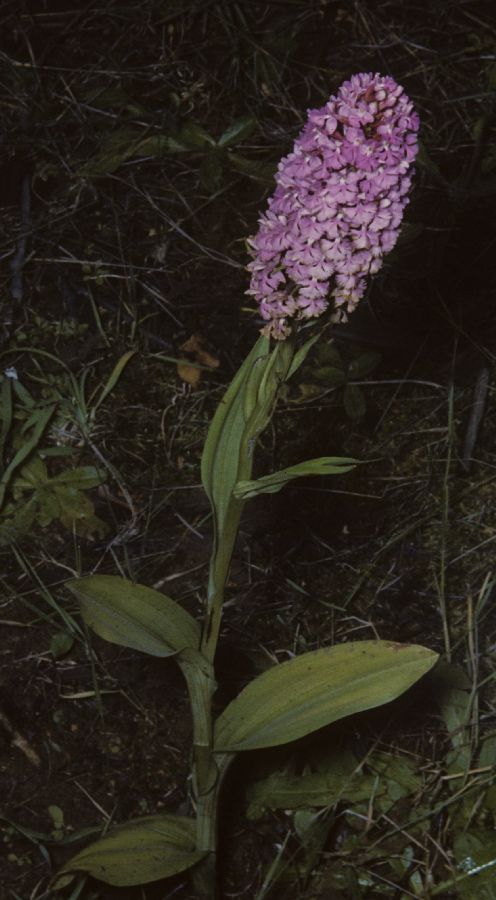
[201,500,244,664]
[192,753,233,898]
[180,652,216,794]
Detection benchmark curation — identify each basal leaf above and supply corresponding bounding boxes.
[55,814,204,887]
[233,456,358,500]
[214,641,438,752]
[66,575,200,656]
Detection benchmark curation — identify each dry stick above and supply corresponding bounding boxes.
[6,173,31,344]
[0,704,41,768]
[461,365,491,474]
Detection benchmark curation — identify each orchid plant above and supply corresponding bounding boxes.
[54,74,438,899]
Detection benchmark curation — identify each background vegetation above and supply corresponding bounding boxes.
[1,1,496,897]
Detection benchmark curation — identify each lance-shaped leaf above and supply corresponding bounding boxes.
[67,575,199,656]
[55,814,204,887]
[214,641,438,752]
[285,332,321,381]
[217,115,257,147]
[233,456,359,500]
[201,335,293,609]
[0,403,56,510]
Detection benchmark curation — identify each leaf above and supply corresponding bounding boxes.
[12,455,49,492]
[48,466,104,490]
[218,116,257,148]
[247,770,380,819]
[317,343,344,367]
[214,641,438,752]
[175,121,216,150]
[48,805,64,831]
[92,351,136,414]
[285,333,321,381]
[0,404,56,510]
[79,128,150,175]
[233,456,358,500]
[348,352,381,379]
[314,366,347,385]
[201,335,293,608]
[50,632,75,659]
[66,575,200,656]
[343,384,366,421]
[433,663,473,775]
[79,128,190,176]
[227,152,277,183]
[55,814,205,887]
[369,752,421,801]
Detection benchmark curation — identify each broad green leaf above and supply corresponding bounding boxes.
[233,456,358,500]
[218,115,257,148]
[214,641,438,752]
[55,814,204,887]
[66,575,199,656]
[343,383,366,421]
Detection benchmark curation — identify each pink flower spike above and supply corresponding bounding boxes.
[247,72,419,339]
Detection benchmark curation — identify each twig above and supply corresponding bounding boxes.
[0,704,41,768]
[6,173,31,345]
[461,365,491,473]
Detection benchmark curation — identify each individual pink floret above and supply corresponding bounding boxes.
[247,73,419,339]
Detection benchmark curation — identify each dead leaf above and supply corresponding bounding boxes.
[177,334,220,388]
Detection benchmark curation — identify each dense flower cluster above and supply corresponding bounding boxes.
[247,73,419,339]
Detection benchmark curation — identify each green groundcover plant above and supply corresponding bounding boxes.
[53,73,438,898]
